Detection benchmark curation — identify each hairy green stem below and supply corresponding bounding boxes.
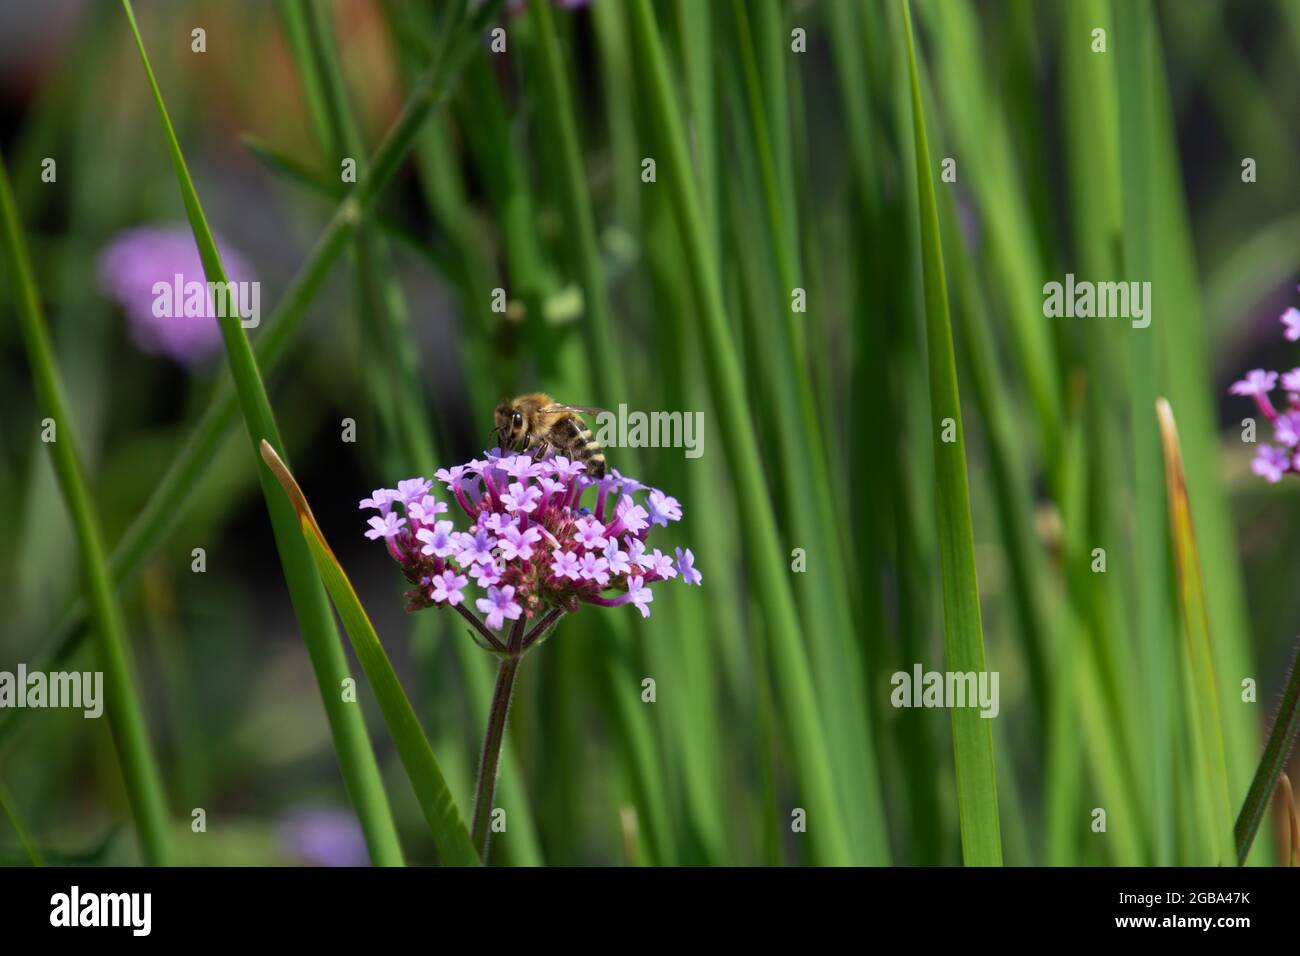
[1235,643,1300,864]
[471,618,526,860]
[468,606,565,859]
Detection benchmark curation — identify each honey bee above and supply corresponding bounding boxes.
[494,393,608,478]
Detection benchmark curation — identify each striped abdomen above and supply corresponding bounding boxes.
[558,414,606,478]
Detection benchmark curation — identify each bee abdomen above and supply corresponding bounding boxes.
[567,421,607,477]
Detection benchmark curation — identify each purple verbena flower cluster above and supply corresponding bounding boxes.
[1230,292,1300,483]
[361,449,700,629]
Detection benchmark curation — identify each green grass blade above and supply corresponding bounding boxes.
[671,0,718,243]
[916,0,1064,482]
[717,11,888,864]
[0,777,45,866]
[1156,399,1236,863]
[260,442,480,866]
[119,0,405,867]
[0,149,173,866]
[625,0,855,866]
[1144,6,1265,831]
[1064,0,1167,865]
[288,0,440,474]
[529,0,627,403]
[1048,403,1144,865]
[242,134,457,277]
[941,191,1052,738]
[453,49,552,349]
[286,0,546,866]
[899,0,1001,866]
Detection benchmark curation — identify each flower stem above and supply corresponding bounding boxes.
[453,602,507,653]
[470,617,526,860]
[1234,639,1300,864]
[522,606,566,651]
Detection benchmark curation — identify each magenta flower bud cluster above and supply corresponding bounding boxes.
[1229,291,1300,483]
[361,449,701,629]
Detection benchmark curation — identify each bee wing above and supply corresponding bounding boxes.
[539,403,608,417]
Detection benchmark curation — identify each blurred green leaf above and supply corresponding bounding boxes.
[0,147,173,866]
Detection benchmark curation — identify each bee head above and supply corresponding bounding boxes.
[494,401,526,450]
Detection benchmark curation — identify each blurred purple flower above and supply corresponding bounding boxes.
[1282,307,1300,342]
[1276,411,1300,448]
[1228,368,1277,398]
[97,225,256,366]
[279,807,369,867]
[1253,445,1289,483]
[1230,292,1300,483]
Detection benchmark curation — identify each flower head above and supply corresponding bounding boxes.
[362,447,699,627]
[1230,293,1300,483]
